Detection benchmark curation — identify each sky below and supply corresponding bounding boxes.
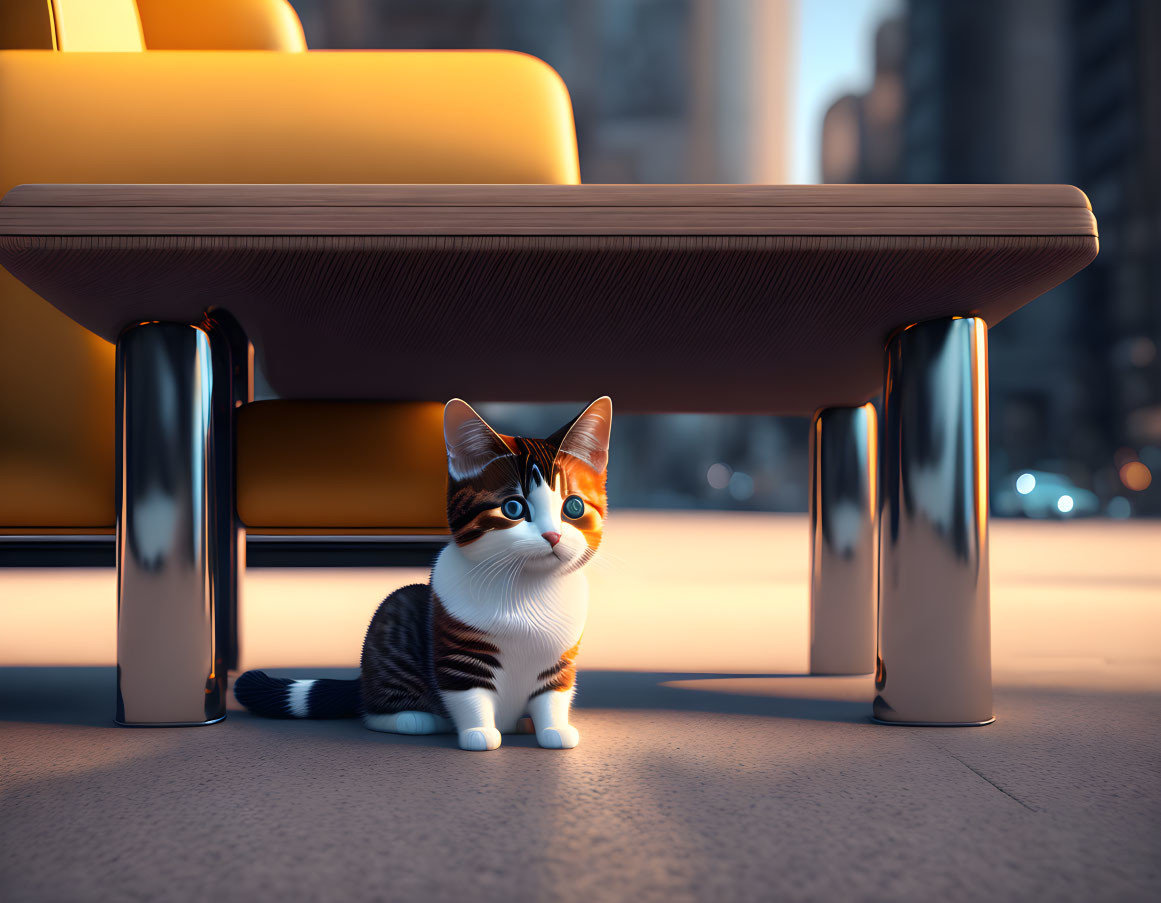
[790,0,903,183]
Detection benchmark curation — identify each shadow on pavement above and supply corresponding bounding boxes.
[0,666,871,727]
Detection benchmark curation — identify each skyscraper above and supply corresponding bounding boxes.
[822,0,1160,514]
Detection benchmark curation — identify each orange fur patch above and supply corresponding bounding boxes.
[535,640,581,694]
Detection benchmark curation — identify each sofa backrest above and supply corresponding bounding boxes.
[0,0,307,52]
[0,0,145,51]
[135,0,307,51]
[0,3,579,531]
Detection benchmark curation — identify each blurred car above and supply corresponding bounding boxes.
[994,470,1099,519]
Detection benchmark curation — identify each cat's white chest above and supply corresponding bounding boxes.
[431,546,588,731]
[482,631,565,730]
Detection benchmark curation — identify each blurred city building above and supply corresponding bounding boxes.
[820,17,905,184]
[290,0,793,183]
[821,0,1160,516]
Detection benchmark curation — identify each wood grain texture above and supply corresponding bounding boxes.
[1,183,1093,208]
[0,232,1098,414]
[0,206,1098,236]
[0,184,1097,238]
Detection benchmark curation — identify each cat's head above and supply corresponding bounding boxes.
[443,397,612,574]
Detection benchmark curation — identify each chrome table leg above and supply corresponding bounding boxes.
[875,317,993,726]
[115,321,231,726]
[205,310,252,674]
[809,403,878,675]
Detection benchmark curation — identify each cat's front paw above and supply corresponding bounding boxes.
[536,725,580,749]
[458,727,502,751]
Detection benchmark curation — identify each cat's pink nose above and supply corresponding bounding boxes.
[541,531,561,547]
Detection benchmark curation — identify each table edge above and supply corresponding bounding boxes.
[0,208,1100,239]
[0,183,1094,210]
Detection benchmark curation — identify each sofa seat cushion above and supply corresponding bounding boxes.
[0,273,116,530]
[0,452,115,530]
[236,401,447,531]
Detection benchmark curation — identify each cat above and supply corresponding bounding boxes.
[234,396,611,751]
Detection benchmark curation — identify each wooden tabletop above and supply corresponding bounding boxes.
[0,184,1098,413]
[0,183,1097,236]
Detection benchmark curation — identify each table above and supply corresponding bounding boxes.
[0,184,1098,727]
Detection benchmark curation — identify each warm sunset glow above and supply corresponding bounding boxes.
[3,516,1159,694]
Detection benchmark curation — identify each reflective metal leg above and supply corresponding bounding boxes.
[116,321,230,726]
[875,317,993,726]
[204,310,252,674]
[809,403,878,675]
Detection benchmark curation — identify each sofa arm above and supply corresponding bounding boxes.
[0,49,580,186]
[135,0,307,51]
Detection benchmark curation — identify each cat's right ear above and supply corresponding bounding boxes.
[443,399,512,480]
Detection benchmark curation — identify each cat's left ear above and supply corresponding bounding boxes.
[444,398,513,480]
[553,396,613,472]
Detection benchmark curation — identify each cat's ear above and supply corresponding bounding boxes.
[443,399,512,479]
[553,396,613,473]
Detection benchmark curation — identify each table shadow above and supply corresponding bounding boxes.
[0,666,872,728]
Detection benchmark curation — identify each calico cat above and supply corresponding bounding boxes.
[234,396,611,751]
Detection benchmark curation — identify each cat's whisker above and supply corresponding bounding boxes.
[587,550,623,571]
[590,542,627,564]
[483,551,523,596]
[472,552,517,597]
[446,549,511,595]
[458,551,509,598]
[455,547,507,577]
[478,558,510,598]
[499,559,523,611]
[497,561,527,612]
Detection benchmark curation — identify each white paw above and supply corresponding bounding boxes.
[364,711,447,735]
[536,725,580,749]
[395,711,439,734]
[459,727,502,751]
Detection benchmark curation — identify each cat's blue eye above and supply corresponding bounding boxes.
[563,495,585,519]
[500,498,527,520]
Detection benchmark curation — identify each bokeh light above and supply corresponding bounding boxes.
[1016,473,1036,495]
[707,463,732,490]
[728,471,755,501]
[1114,447,1139,469]
[1119,461,1152,492]
[1107,496,1132,518]
[1057,495,1074,514]
[1128,337,1156,368]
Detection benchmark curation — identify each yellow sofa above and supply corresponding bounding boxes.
[0,0,579,536]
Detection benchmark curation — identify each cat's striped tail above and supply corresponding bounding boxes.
[233,671,361,719]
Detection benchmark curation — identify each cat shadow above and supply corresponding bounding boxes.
[0,666,871,728]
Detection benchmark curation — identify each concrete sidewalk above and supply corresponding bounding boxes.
[2,514,1159,901]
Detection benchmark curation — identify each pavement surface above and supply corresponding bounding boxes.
[2,514,1159,902]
